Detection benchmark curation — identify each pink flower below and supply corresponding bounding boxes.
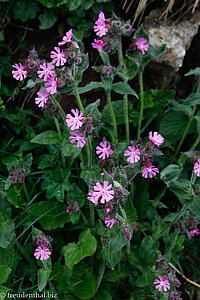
[37,63,55,82]
[194,159,200,177]
[94,21,108,37]
[92,39,104,51]
[69,131,86,148]
[135,38,149,55]
[88,190,98,205]
[124,146,140,163]
[149,131,164,147]
[98,11,106,23]
[58,29,72,46]
[96,141,111,160]
[35,89,48,107]
[12,63,27,81]
[50,47,66,67]
[153,276,170,292]
[189,229,200,236]
[44,77,57,94]
[93,181,114,204]
[34,246,51,261]
[66,108,84,130]
[142,165,159,178]
[104,214,119,229]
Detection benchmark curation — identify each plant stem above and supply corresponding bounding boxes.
[22,181,29,201]
[153,205,187,240]
[171,105,196,163]
[107,92,118,144]
[50,95,66,121]
[137,71,144,140]
[95,260,105,294]
[117,41,129,142]
[87,136,92,170]
[54,116,66,169]
[74,85,85,113]
[165,228,179,256]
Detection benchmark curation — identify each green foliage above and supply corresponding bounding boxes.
[31,130,60,145]
[62,229,97,269]
[38,268,51,291]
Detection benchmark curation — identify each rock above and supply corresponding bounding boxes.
[143,10,200,87]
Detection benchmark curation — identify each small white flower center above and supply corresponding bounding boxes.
[41,251,44,254]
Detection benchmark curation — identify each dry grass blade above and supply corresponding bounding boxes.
[169,262,200,288]
[192,0,199,13]
[159,0,175,20]
[131,0,147,26]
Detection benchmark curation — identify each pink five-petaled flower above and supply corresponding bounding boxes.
[12,63,27,81]
[189,229,200,236]
[35,89,48,107]
[66,108,84,130]
[194,159,200,177]
[153,276,170,292]
[149,131,164,147]
[50,47,66,67]
[88,190,98,205]
[135,38,149,55]
[142,165,159,179]
[44,77,57,94]
[69,131,86,148]
[98,11,106,23]
[104,214,119,229]
[124,146,140,164]
[96,141,111,160]
[58,29,72,46]
[37,63,55,82]
[92,39,104,51]
[94,21,108,37]
[93,181,114,204]
[34,246,51,261]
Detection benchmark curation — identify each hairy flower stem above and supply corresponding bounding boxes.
[137,71,144,140]
[74,85,85,113]
[54,117,66,169]
[117,41,129,142]
[95,259,105,294]
[165,228,179,257]
[153,205,187,240]
[107,92,118,144]
[171,105,196,163]
[50,95,66,121]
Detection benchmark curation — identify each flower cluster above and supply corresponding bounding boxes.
[9,167,25,184]
[34,246,51,261]
[66,108,86,148]
[33,234,53,261]
[194,158,200,176]
[178,216,200,237]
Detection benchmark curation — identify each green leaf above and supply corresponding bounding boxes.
[74,82,103,95]
[102,100,133,125]
[7,187,26,208]
[85,99,101,119]
[39,0,55,8]
[71,272,95,299]
[139,236,158,265]
[159,111,188,143]
[0,212,15,248]
[31,130,59,145]
[112,82,138,98]
[160,164,182,185]
[171,100,192,117]
[82,0,94,10]
[0,286,10,300]
[12,1,40,22]
[63,140,82,159]
[0,265,11,285]
[125,54,138,80]
[125,198,137,223]
[29,201,69,230]
[185,67,200,77]
[143,44,166,68]
[80,169,101,185]
[109,227,128,253]
[39,10,57,30]
[97,289,112,300]
[182,92,200,106]
[133,177,149,220]
[68,184,85,208]
[135,25,149,41]
[187,195,200,217]
[168,179,191,204]
[38,268,51,292]
[99,50,110,66]
[62,228,97,269]
[68,0,81,10]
